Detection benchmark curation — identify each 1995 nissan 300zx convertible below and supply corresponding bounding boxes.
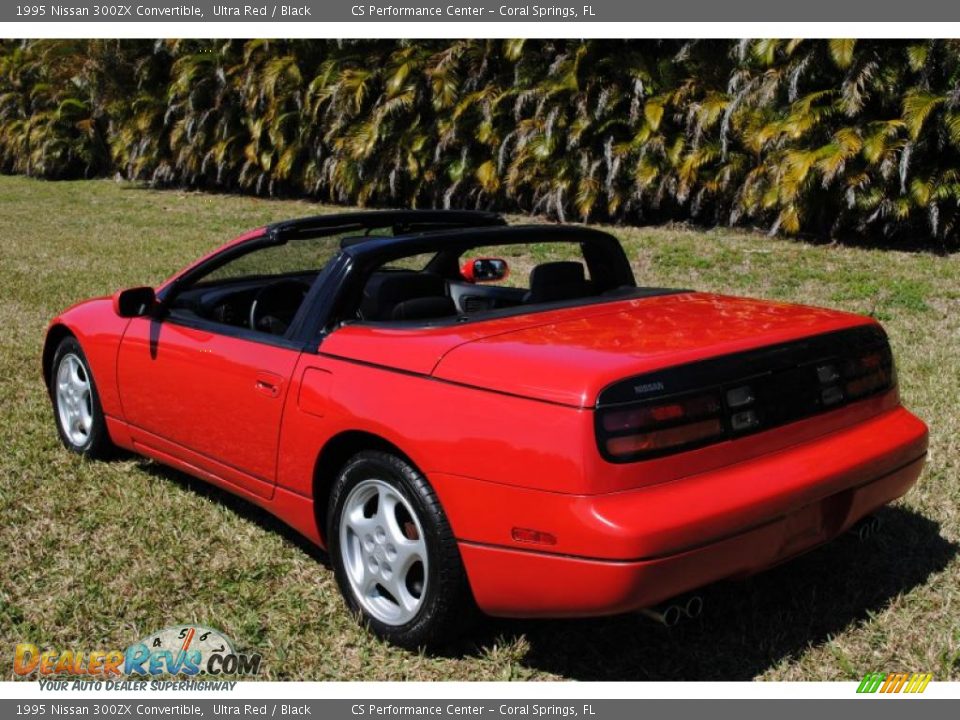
[44,210,928,646]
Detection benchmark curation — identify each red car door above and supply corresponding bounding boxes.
[116,317,301,499]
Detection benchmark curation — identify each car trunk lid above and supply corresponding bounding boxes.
[431,292,875,407]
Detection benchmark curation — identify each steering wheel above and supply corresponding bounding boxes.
[249,279,311,335]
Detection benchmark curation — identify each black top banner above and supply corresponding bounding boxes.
[3,0,956,23]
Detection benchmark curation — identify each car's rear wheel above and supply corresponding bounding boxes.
[50,336,114,459]
[327,450,475,647]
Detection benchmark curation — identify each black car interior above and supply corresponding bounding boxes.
[168,272,318,335]
[524,261,593,304]
[359,271,455,321]
[169,250,629,333]
[164,209,643,336]
[352,258,603,324]
[171,254,610,332]
[161,211,510,336]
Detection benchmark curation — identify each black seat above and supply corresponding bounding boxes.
[524,261,592,304]
[391,296,457,321]
[360,271,452,321]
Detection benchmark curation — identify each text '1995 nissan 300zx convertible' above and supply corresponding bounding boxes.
[44,210,928,646]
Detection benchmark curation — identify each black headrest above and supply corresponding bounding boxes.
[527,261,590,303]
[391,296,456,321]
[360,272,448,320]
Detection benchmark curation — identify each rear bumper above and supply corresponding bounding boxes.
[441,407,927,618]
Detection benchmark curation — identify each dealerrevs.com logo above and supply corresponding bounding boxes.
[14,625,262,680]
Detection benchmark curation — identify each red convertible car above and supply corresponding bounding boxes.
[44,210,928,646]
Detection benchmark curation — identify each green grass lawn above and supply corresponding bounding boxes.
[1,175,958,681]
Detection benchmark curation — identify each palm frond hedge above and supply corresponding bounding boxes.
[2,39,959,244]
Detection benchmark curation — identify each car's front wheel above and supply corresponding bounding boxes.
[327,450,475,647]
[50,336,114,459]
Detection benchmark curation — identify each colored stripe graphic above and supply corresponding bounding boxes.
[857,672,932,694]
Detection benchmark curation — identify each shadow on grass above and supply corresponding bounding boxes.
[466,505,956,680]
[133,458,954,680]
[134,458,330,568]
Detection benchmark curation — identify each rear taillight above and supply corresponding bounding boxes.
[599,391,725,460]
[842,350,896,400]
[596,327,896,463]
[605,417,725,457]
[600,393,721,433]
[817,346,895,405]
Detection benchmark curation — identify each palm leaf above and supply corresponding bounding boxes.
[828,39,857,69]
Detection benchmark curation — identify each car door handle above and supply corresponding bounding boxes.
[254,371,284,398]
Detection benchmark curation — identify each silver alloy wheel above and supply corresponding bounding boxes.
[55,353,93,447]
[339,478,429,626]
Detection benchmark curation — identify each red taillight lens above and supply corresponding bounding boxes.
[599,391,724,460]
[845,364,893,398]
[844,351,882,375]
[839,348,895,400]
[600,393,721,433]
[605,417,724,457]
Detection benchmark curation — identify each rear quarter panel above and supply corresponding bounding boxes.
[275,352,593,500]
[300,311,903,499]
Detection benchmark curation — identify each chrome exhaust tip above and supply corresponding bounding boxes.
[639,595,703,626]
[638,604,684,627]
[853,515,882,541]
[683,595,703,620]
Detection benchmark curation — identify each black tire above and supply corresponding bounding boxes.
[49,336,115,459]
[327,450,476,648]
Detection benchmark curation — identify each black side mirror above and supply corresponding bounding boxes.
[112,286,157,318]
